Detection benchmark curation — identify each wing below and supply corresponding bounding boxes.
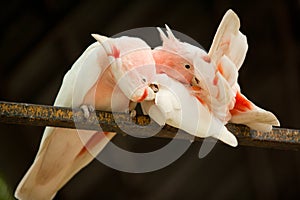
[210,72,236,122]
[192,54,237,124]
[15,38,115,200]
[208,10,280,131]
[37,40,110,153]
[208,9,248,70]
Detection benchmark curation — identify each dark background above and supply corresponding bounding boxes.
[0,0,299,199]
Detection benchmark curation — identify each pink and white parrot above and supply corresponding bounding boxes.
[141,73,238,147]
[152,9,279,135]
[15,35,156,200]
[153,25,235,124]
[152,25,238,146]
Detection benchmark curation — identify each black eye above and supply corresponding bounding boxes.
[185,64,191,69]
[142,78,147,83]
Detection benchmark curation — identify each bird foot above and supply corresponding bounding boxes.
[80,104,95,119]
[129,110,137,118]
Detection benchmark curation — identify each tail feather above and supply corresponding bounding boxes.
[230,104,280,132]
[15,128,115,200]
[56,131,115,193]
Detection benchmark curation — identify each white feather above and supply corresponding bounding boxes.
[157,27,168,43]
[142,74,238,147]
[210,72,236,122]
[217,55,239,88]
[208,9,242,66]
[227,32,248,70]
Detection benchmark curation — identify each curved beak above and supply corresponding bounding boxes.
[132,87,156,102]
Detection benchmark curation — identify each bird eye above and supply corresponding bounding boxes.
[141,78,147,83]
[185,64,191,69]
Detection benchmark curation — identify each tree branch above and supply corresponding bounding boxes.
[0,101,299,150]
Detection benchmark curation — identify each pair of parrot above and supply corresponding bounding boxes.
[15,9,279,200]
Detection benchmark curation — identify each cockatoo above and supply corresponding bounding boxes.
[153,9,279,134]
[141,73,238,147]
[152,24,238,145]
[153,25,235,124]
[15,35,156,200]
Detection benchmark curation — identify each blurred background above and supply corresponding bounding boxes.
[0,0,299,199]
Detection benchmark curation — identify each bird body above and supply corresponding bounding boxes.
[153,9,279,135]
[15,36,156,200]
